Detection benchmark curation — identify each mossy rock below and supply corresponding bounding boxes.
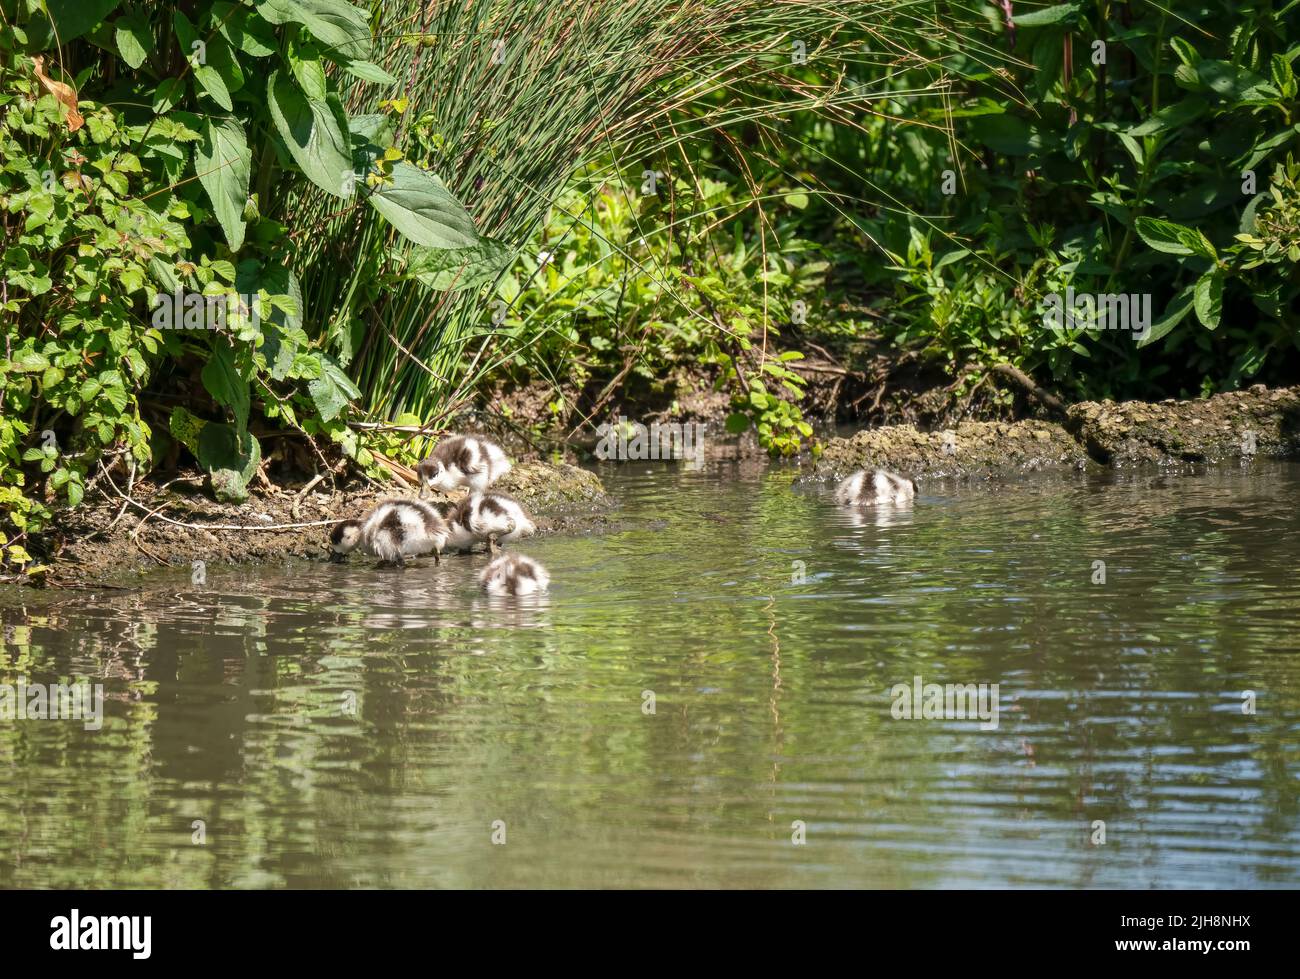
[813,420,1091,481]
[1067,385,1300,465]
[493,462,611,511]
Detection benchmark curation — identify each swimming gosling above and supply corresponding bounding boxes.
[417,434,511,496]
[479,553,550,596]
[445,492,536,553]
[329,498,449,567]
[835,469,916,506]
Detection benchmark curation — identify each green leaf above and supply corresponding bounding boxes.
[196,422,261,503]
[1136,285,1196,348]
[215,2,278,57]
[401,237,512,291]
[971,114,1046,156]
[1193,271,1224,329]
[1169,37,1201,68]
[115,12,153,69]
[201,336,250,433]
[14,351,50,372]
[290,47,329,101]
[195,117,251,252]
[307,355,361,422]
[1012,3,1080,27]
[1134,217,1197,256]
[31,0,122,45]
[348,113,396,147]
[256,0,371,61]
[194,63,232,110]
[267,69,354,198]
[724,412,751,434]
[367,161,479,248]
[345,60,399,86]
[1128,98,1208,137]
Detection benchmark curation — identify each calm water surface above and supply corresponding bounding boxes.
[2,461,1299,888]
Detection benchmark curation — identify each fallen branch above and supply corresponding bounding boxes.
[990,363,1068,418]
[291,473,324,520]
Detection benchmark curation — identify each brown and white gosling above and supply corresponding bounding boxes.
[445,492,536,553]
[478,553,550,596]
[835,469,916,506]
[417,434,511,496]
[329,498,449,567]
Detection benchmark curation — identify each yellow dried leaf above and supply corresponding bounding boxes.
[32,55,84,132]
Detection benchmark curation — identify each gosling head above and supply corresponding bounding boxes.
[329,519,363,562]
[416,457,457,497]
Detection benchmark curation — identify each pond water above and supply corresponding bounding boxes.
[2,460,1299,888]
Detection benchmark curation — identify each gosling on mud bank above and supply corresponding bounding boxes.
[417,434,512,496]
[329,498,449,567]
[479,553,550,596]
[835,469,916,506]
[445,492,536,553]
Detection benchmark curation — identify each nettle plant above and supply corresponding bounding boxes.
[1,1,482,561]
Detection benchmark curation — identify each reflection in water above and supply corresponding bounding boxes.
[1,461,1299,888]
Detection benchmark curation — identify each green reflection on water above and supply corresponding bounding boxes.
[2,461,1298,888]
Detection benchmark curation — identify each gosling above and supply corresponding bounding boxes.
[479,553,550,596]
[445,492,536,553]
[329,498,449,567]
[417,434,511,496]
[835,468,916,506]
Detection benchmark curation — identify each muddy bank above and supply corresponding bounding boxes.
[812,385,1300,481]
[40,461,612,588]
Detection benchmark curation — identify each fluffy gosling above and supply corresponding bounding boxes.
[417,434,511,496]
[329,498,449,567]
[835,468,916,506]
[445,492,536,553]
[478,553,550,596]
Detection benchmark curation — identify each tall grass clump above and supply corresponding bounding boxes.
[290,0,1000,448]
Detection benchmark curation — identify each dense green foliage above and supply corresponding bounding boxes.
[490,0,1300,422]
[1,0,1298,574]
[1,0,488,562]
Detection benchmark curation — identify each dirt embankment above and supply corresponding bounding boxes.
[41,461,612,588]
[811,384,1300,481]
[22,384,1300,588]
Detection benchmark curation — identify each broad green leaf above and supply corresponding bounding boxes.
[267,69,353,198]
[367,161,478,248]
[401,237,512,291]
[215,2,278,57]
[256,0,371,61]
[307,355,360,422]
[1012,3,1080,27]
[115,11,152,69]
[345,61,399,86]
[724,412,751,434]
[290,47,328,101]
[348,113,396,147]
[201,336,250,433]
[1134,217,1196,256]
[197,421,261,502]
[971,114,1046,155]
[1136,285,1195,348]
[195,117,251,251]
[1128,98,1208,136]
[1193,271,1224,329]
[30,0,121,46]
